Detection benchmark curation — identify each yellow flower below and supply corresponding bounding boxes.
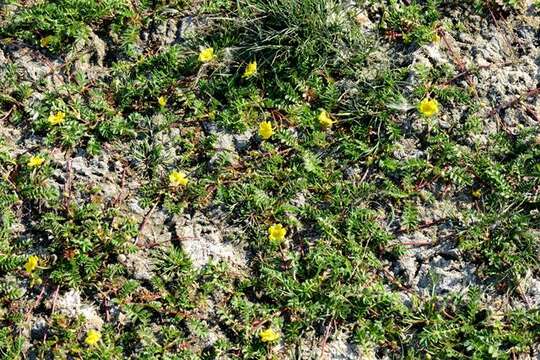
[418,98,439,117]
[40,35,53,48]
[158,96,167,107]
[243,61,257,78]
[259,328,280,343]
[48,111,65,125]
[169,170,188,187]
[25,255,39,273]
[28,155,45,168]
[85,329,101,346]
[268,223,286,242]
[198,47,215,62]
[318,110,334,129]
[258,121,273,140]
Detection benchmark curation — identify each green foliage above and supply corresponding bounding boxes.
[379,0,441,45]
[0,0,539,358]
[1,0,138,54]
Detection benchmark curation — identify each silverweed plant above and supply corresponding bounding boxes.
[0,0,539,359]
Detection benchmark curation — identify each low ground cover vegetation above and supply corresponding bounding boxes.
[0,0,539,358]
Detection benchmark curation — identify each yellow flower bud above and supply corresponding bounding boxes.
[28,156,45,168]
[268,223,286,242]
[85,329,101,346]
[418,98,439,117]
[259,328,280,342]
[259,121,273,140]
[48,111,66,125]
[25,255,39,273]
[318,110,334,129]
[243,61,257,78]
[198,47,215,62]
[158,96,167,107]
[169,170,188,187]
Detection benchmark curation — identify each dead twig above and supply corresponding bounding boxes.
[488,87,540,117]
[112,166,127,207]
[438,29,480,101]
[0,105,16,123]
[319,319,335,359]
[134,202,158,246]
[63,157,73,211]
[50,285,60,314]
[439,60,515,88]
[399,240,434,247]
[395,218,446,235]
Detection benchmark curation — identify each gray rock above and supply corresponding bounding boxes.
[52,290,103,330]
[424,43,448,65]
[31,317,48,340]
[137,209,172,246]
[0,49,7,68]
[209,132,240,167]
[416,257,478,295]
[233,131,252,152]
[295,331,372,360]
[70,156,92,177]
[8,46,64,89]
[527,278,540,307]
[516,271,540,308]
[354,10,375,32]
[392,138,422,160]
[179,16,209,40]
[153,18,179,45]
[10,49,49,81]
[118,252,155,281]
[214,133,235,152]
[344,166,360,179]
[128,199,146,216]
[202,121,218,134]
[396,254,417,286]
[291,191,307,208]
[326,338,361,360]
[174,212,247,269]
